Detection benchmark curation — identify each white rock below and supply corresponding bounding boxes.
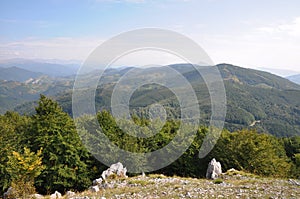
[206,158,222,179]
[186,191,192,198]
[101,169,114,180]
[90,185,100,192]
[289,179,300,186]
[93,177,103,185]
[31,193,44,199]
[101,162,127,180]
[66,190,76,197]
[3,187,14,199]
[227,168,237,172]
[50,191,62,199]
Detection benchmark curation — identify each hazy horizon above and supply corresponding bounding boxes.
[1,0,300,74]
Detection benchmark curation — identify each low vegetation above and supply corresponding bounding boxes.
[43,174,300,198]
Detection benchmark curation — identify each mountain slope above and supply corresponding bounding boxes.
[0,58,79,77]
[0,66,43,82]
[8,63,300,137]
[57,64,300,136]
[217,64,300,90]
[0,77,74,113]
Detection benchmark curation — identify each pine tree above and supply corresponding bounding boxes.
[29,95,91,194]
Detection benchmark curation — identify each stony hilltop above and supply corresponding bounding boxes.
[41,172,299,199]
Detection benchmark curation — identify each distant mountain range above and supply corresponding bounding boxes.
[287,74,300,85]
[0,66,43,82]
[0,60,299,137]
[258,67,300,77]
[0,58,80,77]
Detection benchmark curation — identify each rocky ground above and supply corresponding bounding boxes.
[47,171,299,199]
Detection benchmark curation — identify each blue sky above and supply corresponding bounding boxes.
[1,0,300,73]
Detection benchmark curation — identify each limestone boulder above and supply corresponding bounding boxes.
[101,162,127,180]
[206,158,222,179]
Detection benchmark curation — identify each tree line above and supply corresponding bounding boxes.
[1,95,299,197]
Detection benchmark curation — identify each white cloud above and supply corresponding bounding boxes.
[191,17,300,72]
[1,17,300,72]
[257,17,300,38]
[0,37,102,61]
[0,36,185,66]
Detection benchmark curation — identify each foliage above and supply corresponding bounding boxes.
[1,95,300,195]
[7,147,44,183]
[6,147,44,198]
[10,64,300,137]
[207,130,291,177]
[79,110,297,179]
[158,128,292,178]
[0,111,31,195]
[27,95,93,194]
[213,178,223,184]
[282,136,300,178]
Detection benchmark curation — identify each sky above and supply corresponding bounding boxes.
[1,0,300,74]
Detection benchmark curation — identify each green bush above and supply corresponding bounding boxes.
[213,178,223,184]
[6,147,44,198]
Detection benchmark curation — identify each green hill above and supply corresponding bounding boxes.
[0,66,43,82]
[0,77,73,114]
[7,63,300,137]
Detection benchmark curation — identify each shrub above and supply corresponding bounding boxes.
[6,147,44,198]
[213,178,223,184]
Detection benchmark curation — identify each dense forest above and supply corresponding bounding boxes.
[1,95,300,197]
[3,64,299,137]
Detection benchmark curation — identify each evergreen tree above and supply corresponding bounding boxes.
[29,95,91,194]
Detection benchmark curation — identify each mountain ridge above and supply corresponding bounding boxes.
[0,66,44,82]
[1,63,299,137]
[0,58,79,77]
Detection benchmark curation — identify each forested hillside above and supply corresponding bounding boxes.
[57,64,300,136]
[1,63,300,136]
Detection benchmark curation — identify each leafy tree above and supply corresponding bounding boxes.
[0,111,30,195]
[283,136,300,160]
[157,126,208,177]
[6,147,44,198]
[208,129,291,177]
[283,136,300,178]
[295,153,300,169]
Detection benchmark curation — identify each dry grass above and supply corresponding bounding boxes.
[41,174,300,199]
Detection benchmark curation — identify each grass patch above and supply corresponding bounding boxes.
[213,178,223,184]
[225,169,259,178]
[128,179,154,186]
[148,174,167,178]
